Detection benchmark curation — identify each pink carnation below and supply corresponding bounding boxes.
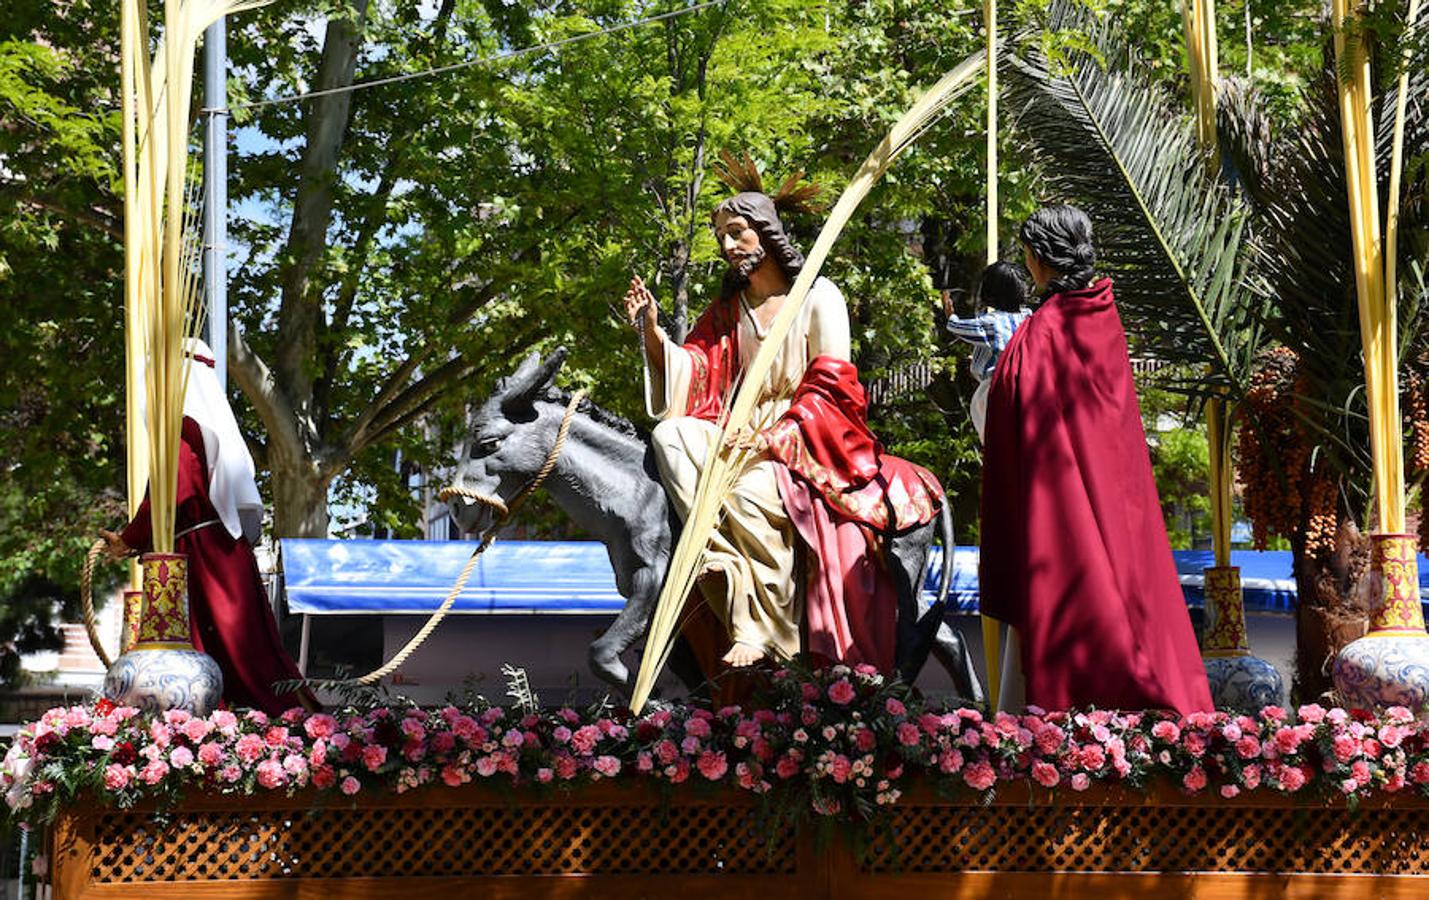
[169,746,194,769]
[234,734,265,764]
[304,714,338,740]
[138,760,169,785]
[340,776,361,796]
[1411,762,1429,785]
[963,762,996,791]
[1150,721,1180,742]
[1069,773,1091,791]
[361,745,388,772]
[1279,765,1307,792]
[885,698,906,716]
[683,717,711,739]
[827,679,856,705]
[896,722,921,747]
[256,758,286,789]
[103,764,131,791]
[938,750,963,774]
[1032,761,1060,788]
[1235,736,1262,759]
[1181,767,1208,792]
[1220,785,1240,799]
[182,719,212,743]
[696,751,727,781]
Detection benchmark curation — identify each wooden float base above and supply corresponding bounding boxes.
[50,782,1429,898]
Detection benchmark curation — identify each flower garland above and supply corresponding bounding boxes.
[5,665,1429,834]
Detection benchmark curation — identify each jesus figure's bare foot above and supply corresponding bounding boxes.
[721,642,766,668]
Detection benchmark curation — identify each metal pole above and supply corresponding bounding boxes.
[203,19,228,390]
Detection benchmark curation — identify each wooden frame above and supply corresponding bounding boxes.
[50,781,1429,898]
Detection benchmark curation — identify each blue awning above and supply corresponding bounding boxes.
[281,539,1429,617]
[281,539,625,615]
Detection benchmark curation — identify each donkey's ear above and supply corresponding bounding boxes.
[500,346,568,412]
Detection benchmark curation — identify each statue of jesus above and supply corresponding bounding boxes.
[624,167,942,673]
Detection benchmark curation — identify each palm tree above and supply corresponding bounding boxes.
[1004,1,1429,698]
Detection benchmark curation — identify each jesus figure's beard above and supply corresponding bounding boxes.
[724,244,768,287]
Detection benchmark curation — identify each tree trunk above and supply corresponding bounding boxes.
[1292,519,1374,702]
[269,454,333,539]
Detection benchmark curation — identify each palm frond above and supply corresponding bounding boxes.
[1004,2,1265,396]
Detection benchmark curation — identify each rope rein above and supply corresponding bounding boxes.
[81,539,114,668]
[354,389,586,686]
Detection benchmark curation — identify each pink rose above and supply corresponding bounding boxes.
[697,751,727,781]
[1032,761,1060,788]
[103,764,131,791]
[340,776,361,796]
[827,679,856,705]
[963,762,996,791]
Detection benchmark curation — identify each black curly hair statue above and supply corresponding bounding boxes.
[1019,205,1096,295]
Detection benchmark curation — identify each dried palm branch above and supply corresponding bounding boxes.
[122,0,273,553]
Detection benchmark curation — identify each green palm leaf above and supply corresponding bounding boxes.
[1004,3,1266,397]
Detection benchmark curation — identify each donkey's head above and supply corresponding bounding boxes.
[447,347,568,536]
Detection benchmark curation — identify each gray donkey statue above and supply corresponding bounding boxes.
[447,348,983,702]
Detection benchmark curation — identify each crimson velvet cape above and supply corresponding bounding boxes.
[979,278,1212,714]
[122,417,310,714]
[674,295,942,670]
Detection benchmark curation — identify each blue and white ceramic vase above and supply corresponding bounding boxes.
[102,553,223,715]
[1332,534,1429,714]
[1201,566,1285,713]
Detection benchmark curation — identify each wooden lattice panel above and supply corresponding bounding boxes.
[88,802,795,883]
[862,803,1429,874]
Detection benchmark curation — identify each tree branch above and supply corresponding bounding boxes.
[227,322,307,466]
[273,0,372,420]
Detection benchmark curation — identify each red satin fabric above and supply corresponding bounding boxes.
[679,295,741,423]
[979,278,1212,715]
[122,418,311,715]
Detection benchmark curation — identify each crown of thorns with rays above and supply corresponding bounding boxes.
[712,149,827,216]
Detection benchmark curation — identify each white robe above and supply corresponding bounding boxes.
[643,277,851,658]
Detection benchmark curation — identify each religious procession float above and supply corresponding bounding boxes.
[4,0,1429,897]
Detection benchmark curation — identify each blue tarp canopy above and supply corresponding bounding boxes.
[280,539,1429,616]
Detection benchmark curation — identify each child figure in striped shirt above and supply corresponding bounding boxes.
[945,261,1031,442]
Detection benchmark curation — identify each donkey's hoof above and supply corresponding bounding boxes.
[589,646,630,689]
